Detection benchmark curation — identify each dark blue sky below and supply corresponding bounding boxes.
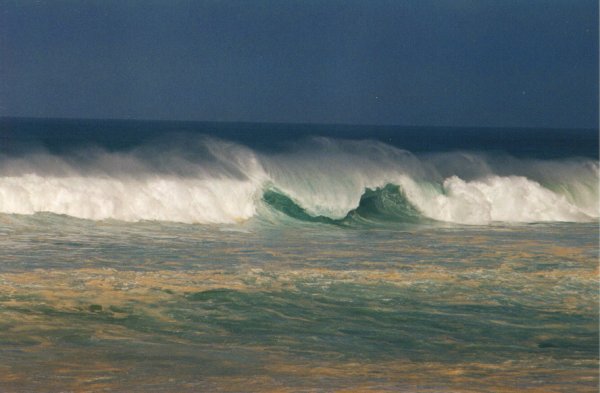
[1,1,598,128]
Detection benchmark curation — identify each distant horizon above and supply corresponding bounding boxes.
[1,2,597,129]
[1,115,597,131]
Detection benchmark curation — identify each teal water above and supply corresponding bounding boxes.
[0,213,597,392]
[0,119,598,391]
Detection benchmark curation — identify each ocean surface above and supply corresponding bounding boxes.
[0,118,598,392]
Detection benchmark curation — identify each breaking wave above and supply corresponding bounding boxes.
[0,137,597,225]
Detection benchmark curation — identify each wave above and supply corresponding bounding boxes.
[262,184,424,226]
[0,137,597,225]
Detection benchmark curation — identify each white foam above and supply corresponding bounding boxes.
[0,137,597,224]
[0,174,260,223]
[399,175,596,225]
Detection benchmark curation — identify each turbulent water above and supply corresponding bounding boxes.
[0,118,598,392]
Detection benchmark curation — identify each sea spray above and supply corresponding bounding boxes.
[0,137,596,224]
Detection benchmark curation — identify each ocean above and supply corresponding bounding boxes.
[0,117,598,392]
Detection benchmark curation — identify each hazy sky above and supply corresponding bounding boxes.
[1,0,598,128]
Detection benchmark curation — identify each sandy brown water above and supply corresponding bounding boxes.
[0,215,597,392]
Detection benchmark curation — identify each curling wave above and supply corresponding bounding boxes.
[0,137,597,225]
[262,184,424,226]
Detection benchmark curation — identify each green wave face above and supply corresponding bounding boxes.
[262,189,339,225]
[262,184,425,226]
[348,184,424,224]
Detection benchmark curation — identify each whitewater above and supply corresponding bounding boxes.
[0,118,598,392]
[0,136,597,225]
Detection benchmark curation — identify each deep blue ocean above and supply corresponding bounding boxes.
[0,117,598,392]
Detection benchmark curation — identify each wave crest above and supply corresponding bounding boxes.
[0,137,597,225]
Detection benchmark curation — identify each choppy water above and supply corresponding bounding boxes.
[0,118,598,392]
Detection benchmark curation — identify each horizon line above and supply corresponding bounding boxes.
[0,115,597,131]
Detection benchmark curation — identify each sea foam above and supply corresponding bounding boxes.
[0,137,597,225]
